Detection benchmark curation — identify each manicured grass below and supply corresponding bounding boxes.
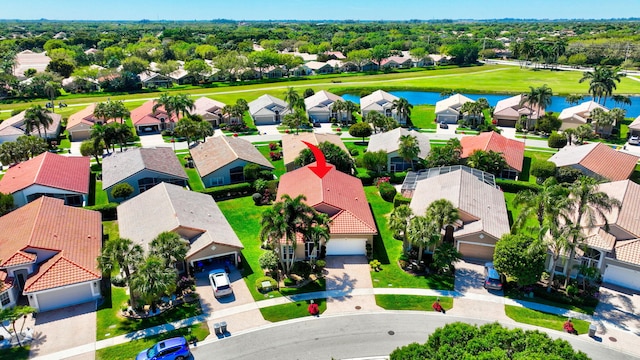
[58,130,71,149]
[365,186,455,290]
[103,220,120,242]
[256,144,285,178]
[410,105,436,129]
[343,141,368,161]
[95,180,109,205]
[279,277,326,297]
[0,345,30,360]
[217,196,282,300]
[176,153,205,191]
[523,150,553,184]
[259,298,326,322]
[504,305,590,334]
[95,323,209,360]
[96,286,203,340]
[375,295,453,311]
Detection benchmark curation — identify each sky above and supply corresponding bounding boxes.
[2,0,640,21]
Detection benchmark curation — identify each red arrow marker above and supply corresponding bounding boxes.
[302,141,332,178]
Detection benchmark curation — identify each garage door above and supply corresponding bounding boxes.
[253,115,275,125]
[437,114,458,124]
[69,130,91,142]
[603,265,640,291]
[35,283,94,312]
[458,242,495,261]
[326,239,366,256]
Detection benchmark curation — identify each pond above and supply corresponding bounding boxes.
[341,91,640,118]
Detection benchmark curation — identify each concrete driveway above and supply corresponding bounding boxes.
[595,284,640,335]
[28,301,97,359]
[450,260,508,321]
[323,256,381,315]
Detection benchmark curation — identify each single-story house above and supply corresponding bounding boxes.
[360,90,400,122]
[118,182,243,270]
[304,90,345,124]
[405,166,510,260]
[0,196,102,312]
[248,94,291,125]
[366,128,430,172]
[380,56,412,68]
[493,94,544,128]
[435,94,475,124]
[629,115,640,137]
[66,103,111,141]
[548,142,639,181]
[302,61,334,75]
[192,97,227,127]
[0,110,62,144]
[276,164,377,258]
[130,99,179,133]
[0,152,90,208]
[558,101,609,133]
[460,131,525,180]
[281,132,349,172]
[13,50,51,79]
[191,135,273,187]
[102,147,188,202]
[139,71,172,88]
[324,51,346,60]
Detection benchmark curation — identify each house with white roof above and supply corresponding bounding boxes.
[12,50,51,79]
[493,94,544,128]
[0,110,62,143]
[192,97,227,127]
[304,90,345,123]
[558,101,609,133]
[435,94,475,124]
[301,61,334,75]
[248,94,291,125]
[629,115,640,137]
[367,128,430,172]
[360,90,400,123]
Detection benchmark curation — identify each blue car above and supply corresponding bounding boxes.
[136,336,191,360]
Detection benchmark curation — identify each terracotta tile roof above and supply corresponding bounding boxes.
[281,132,348,167]
[460,131,525,172]
[0,272,12,293]
[2,251,37,267]
[0,197,102,293]
[101,147,188,189]
[612,239,640,266]
[276,164,377,235]
[583,227,617,251]
[190,136,273,177]
[130,100,179,126]
[0,152,90,194]
[66,103,102,130]
[550,143,639,181]
[597,180,640,238]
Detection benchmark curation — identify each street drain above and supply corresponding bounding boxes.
[388,330,395,335]
[355,306,362,310]
[609,337,617,342]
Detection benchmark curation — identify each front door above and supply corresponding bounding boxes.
[15,270,28,291]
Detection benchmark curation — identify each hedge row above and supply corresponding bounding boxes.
[85,202,118,220]
[496,179,541,193]
[199,182,254,200]
[393,194,411,207]
[356,171,407,186]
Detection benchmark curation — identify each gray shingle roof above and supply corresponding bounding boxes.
[190,136,273,177]
[366,128,430,158]
[101,147,188,189]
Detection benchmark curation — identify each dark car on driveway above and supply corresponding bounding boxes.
[483,262,505,291]
[439,121,449,129]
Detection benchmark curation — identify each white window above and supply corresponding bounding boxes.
[282,245,294,256]
[0,292,10,306]
[210,177,224,186]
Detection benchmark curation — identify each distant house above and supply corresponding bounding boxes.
[102,147,188,202]
[66,103,112,141]
[0,197,102,312]
[630,115,640,137]
[548,142,639,181]
[493,94,544,128]
[460,131,525,180]
[435,94,475,124]
[0,152,90,207]
[138,71,172,88]
[276,164,377,257]
[192,97,227,127]
[367,128,430,172]
[324,51,346,60]
[304,90,345,123]
[130,99,179,133]
[281,132,349,172]
[558,101,610,134]
[404,166,510,260]
[0,110,62,143]
[118,182,244,271]
[191,136,273,187]
[360,90,400,122]
[302,61,334,75]
[13,50,51,79]
[248,94,291,125]
[380,56,412,68]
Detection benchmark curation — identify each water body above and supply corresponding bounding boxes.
[341,91,640,118]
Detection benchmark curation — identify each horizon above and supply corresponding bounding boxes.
[3,0,640,22]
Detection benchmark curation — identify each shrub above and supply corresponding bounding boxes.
[390,171,407,184]
[269,151,282,161]
[255,276,277,292]
[370,259,382,271]
[85,202,118,220]
[555,167,583,184]
[350,148,360,156]
[200,182,253,200]
[548,132,567,149]
[566,284,579,297]
[111,183,134,200]
[393,194,411,207]
[243,163,262,181]
[111,275,126,287]
[495,179,541,193]
[252,192,263,205]
[314,259,326,271]
[531,160,556,183]
[291,261,312,279]
[357,172,373,186]
[259,250,279,272]
[268,142,279,151]
[379,182,397,202]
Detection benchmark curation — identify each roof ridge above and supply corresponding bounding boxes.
[223,135,239,159]
[27,197,47,248]
[339,209,377,232]
[23,254,99,293]
[33,152,50,185]
[162,183,180,229]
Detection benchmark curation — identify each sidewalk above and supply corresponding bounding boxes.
[33,286,640,360]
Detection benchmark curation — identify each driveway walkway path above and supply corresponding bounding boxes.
[323,256,382,315]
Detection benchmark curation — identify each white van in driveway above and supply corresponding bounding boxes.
[629,136,639,145]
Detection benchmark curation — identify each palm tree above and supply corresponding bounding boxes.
[150,231,189,268]
[331,99,345,123]
[563,176,622,282]
[408,216,440,262]
[460,101,484,127]
[153,93,178,131]
[97,237,144,307]
[398,134,420,170]
[392,97,413,125]
[259,194,317,274]
[579,65,625,105]
[563,128,576,145]
[388,205,414,256]
[545,223,578,292]
[93,102,110,124]
[130,255,177,309]
[425,199,460,242]
[17,135,48,159]
[173,93,195,119]
[512,177,568,235]
[611,94,632,108]
[575,124,594,144]
[521,85,553,130]
[174,117,199,147]
[108,100,130,123]
[306,212,331,259]
[196,120,214,142]
[284,87,304,112]
[432,242,462,274]
[0,306,36,347]
[24,105,53,139]
[343,101,359,124]
[44,81,59,113]
[590,107,614,136]
[565,94,585,106]
[282,108,309,135]
[90,124,112,155]
[110,122,132,152]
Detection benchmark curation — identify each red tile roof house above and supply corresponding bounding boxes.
[130,99,179,134]
[66,103,116,142]
[548,142,639,182]
[460,131,525,180]
[0,197,102,312]
[275,164,377,259]
[0,152,90,208]
[102,147,188,202]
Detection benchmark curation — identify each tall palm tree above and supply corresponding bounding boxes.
[282,108,309,135]
[565,94,585,106]
[24,105,53,139]
[130,255,177,308]
[611,94,632,108]
[93,102,110,124]
[153,93,178,130]
[388,205,414,256]
[408,216,440,262]
[284,87,304,112]
[579,65,625,105]
[150,231,189,268]
[331,99,345,123]
[460,101,484,127]
[545,223,579,292]
[108,100,130,124]
[563,176,622,282]
[589,107,614,136]
[343,101,359,124]
[174,117,199,147]
[392,97,413,125]
[97,237,144,307]
[173,93,195,119]
[306,212,331,259]
[259,194,317,274]
[398,134,420,170]
[44,81,59,113]
[512,177,568,235]
[520,84,553,130]
[196,120,214,142]
[109,122,132,152]
[425,199,460,242]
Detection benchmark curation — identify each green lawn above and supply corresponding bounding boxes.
[365,186,455,290]
[504,305,590,334]
[96,323,209,360]
[410,105,436,129]
[256,144,285,178]
[343,141,368,161]
[176,153,205,191]
[95,180,109,205]
[103,220,120,242]
[0,346,29,360]
[522,150,553,184]
[259,298,327,322]
[96,286,203,340]
[375,295,453,311]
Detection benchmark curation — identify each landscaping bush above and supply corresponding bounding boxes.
[379,182,397,202]
[531,160,557,184]
[85,202,119,220]
[496,179,541,193]
[357,172,373,186]
[291,261,312,279]
[555,167,583,184]
[255,276,277,292]
[111,275,126,287]
[349,148,360,156]
[243,163,262,181]
[269,151,282,160]
[566,284,579,297]
[252,192,263,205]
[393,193,411,207]
[390,171,407,184]
[268,142,279,151]
[548,132,567,149]
[111,183,134,201]
[259,250,279,273]
[314,259,326,271]
[200,182,253,200]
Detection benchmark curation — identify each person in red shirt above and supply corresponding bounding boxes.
[432,298,445,313]
[308,300,319,316]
